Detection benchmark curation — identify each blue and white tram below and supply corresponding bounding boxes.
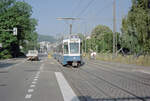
[54,35,82,67]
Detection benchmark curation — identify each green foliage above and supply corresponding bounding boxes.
[89,25,113,53]
[0,0,38,59]
[0,32,17,58]
[121,0,150,55]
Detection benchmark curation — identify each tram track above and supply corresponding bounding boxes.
[86,60,150,86]
[55,60,88,101]
[80,61,150,100]
[59,65,143,100]
[53,58,150,101]
[56,61,117,100]
[88,59,150,80]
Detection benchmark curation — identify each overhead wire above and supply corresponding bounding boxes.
[71,0,83,17]
[96,1,113,16]
[76,0,95,17]
[73,0,95,33]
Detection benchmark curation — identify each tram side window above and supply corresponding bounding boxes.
[80,43,82,54]
[64,43,68,54]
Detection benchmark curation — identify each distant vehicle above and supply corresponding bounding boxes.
[26,50,39,61]
[90,52,96,59]
[53,35,82,67]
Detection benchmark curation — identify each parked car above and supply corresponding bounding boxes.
[26,50,39,61]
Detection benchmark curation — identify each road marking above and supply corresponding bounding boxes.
[28,89,34,93]
[25,94,32,99]
[55,72,80,101]
[34,76,39,79]
[40,64,44,71]
[30,85,36,88]
[34,78,38,81]
[32,81,37,84]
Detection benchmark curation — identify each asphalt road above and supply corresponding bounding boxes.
[0,55,150,101]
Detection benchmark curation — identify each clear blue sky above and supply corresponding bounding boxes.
[21,0,132,36]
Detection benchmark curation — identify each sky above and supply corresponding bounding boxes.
[20,0,132,36]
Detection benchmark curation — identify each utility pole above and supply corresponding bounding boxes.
[113,0,116,57]
[56,17,79,35]
[84,22,87,53]
[69,24,72,35]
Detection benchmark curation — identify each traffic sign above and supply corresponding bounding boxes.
[13,27,17,35]
[0,43,2,48]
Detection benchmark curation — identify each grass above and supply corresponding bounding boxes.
[84,53,150,67]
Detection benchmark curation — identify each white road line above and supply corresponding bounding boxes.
[55,72,80,101]
[34,78,38,81]
[34,76,39,79]
[32,81,37,84]
[28,89,34,93]
[30,85,36,88]
[25,94,32,99]
[40,64,44,71]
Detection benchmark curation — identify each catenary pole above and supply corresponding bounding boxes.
[113,0,116,57]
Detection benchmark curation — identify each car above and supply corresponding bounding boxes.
[26,50,39,61]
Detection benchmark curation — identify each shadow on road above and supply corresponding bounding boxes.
[0,62,16,69]
[72,96,150,101]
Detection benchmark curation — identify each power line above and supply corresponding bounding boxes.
[76,0,95,17]
[96,1,113,16]
[72,0,82,17]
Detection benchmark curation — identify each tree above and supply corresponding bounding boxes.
[0,0,38,59]
[121,0,150,55]
[90,25,113,53]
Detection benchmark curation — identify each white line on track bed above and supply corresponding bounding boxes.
[55,72,80,101]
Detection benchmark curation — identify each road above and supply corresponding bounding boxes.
[0,55,150,101]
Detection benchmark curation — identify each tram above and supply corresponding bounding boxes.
[53,35,82,67]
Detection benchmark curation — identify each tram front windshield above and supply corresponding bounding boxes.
[70,43,79,54]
